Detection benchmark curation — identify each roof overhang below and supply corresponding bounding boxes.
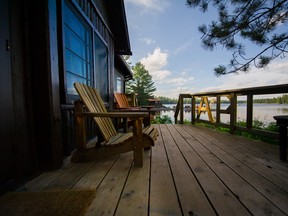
[115,55,133,80]
[107,0,132,55]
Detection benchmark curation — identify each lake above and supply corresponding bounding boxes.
[160,103,288,124]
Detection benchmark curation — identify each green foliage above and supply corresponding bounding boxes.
[252,119,266,130]
[157,96,192,104]
[186,0,288,75]
[236,119,279,144]
[253,94,288,104]
[183,119,192,124]
[236,119,279,132]
[196,119,279,144]
[126,62,156,105]
[157,96,178,104]
[158,94,288,104]
[151,115,173,124]
[266,122,279,133]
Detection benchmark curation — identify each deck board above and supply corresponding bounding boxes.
[184,125,288,214]
[84,152,133,216]
[168,124,250,216]
[162,124,217,216]
[21,124,288,216]
[115,150,150,216]
[149,124,182,216]
[178,125,287,215]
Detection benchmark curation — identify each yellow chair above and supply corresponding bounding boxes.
[72,82,158,167]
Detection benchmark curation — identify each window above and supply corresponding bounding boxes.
[63,1,92,99]
[114,70,123,93]
[117,77,122,93]
[94,33,108,101]
[62,1,110,103]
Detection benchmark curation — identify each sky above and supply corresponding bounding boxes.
[124,0,288,99]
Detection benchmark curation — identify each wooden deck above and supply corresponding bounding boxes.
[22,124,288,216]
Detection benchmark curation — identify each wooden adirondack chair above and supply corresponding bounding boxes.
[72,82,158,167]
[114,92,154,128]
[114,92,139,109]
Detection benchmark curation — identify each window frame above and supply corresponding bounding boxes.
[61,0,110,104]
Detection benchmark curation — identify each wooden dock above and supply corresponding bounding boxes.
[22,124,288,216]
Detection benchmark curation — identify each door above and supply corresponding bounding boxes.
[0,0,16,184]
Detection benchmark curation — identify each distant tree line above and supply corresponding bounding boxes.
[253,94,288,104]
[157,94,288,104]
[157,96,178,104]
[157,96,194,104]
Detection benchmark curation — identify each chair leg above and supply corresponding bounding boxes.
[74,101,86,151]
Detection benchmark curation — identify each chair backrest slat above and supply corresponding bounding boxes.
[74,83,117,141]
[114,92,130,108]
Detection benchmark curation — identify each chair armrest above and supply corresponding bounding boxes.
[112,108,156,114]
[75,111,149,119]
[140,106,154,109]
[113,107,142,110]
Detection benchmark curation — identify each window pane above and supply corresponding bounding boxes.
[64,26,86,59]
[94,34,108,101]
[63,1,92,97]
[117,77,122,92]
[66,72,87,95]
[65,50,86,78]
[114,70,123,93]
[64,3,85,40]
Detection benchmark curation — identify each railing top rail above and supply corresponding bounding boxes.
[179,94,192,98]
[185,84,288,97]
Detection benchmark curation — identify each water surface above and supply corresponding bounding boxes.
[160,103,288,124]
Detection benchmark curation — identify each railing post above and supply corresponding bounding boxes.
[180,95,184,124]
[229,93,237,134]
[192,96,196,125]
[273,116,288,161]
[246,94,253,129]
[216,96,221,124]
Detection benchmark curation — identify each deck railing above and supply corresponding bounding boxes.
[174,84,288,139]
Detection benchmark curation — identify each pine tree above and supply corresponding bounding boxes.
[126,62,156,105]
[187,0,288,76]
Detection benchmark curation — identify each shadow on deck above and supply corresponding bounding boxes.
[21,124,288,216]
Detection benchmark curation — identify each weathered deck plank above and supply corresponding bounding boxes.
[149,124,182,216]
[72,155,117,189]
[84,153,133,216]
[176,124,286,216]
[20,124,288,216]
[186,125,288,214]
[190,125,288,192]
[167,124,250,216]
[162,124,217,216]
[45,162,95,190]
[115,150,150,216]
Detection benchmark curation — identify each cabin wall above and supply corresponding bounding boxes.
[59,0,119,155]
[26,0,63,171]
[0,0,18,188]
[0,0,130,192]
[0,0,63,192]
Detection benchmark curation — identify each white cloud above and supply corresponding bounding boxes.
[200,60,288,92]
[125,0,170,11]
[151,70,171,81]
[139,47,196,98]
[154,86,195,98]
[161,77,194,85]
[140,47,170,80]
